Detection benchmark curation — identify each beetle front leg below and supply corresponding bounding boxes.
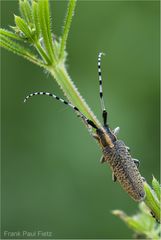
[113,126,120,135]
[112,173,117,182]
[92,133,100,141]
[100,155,106,163]
[133,158,140,168]
[126,146,130,152]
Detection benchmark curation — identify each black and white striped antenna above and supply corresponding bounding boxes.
[24,92,98,129]
[98,52,108,126]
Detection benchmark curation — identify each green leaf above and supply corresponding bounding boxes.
[0,35,44,67]
[0,28,22,41]
[144,181,160,223]
[38,0,54,63]
[19,0,33,24]
[14,15,34,42]
[32,1,40,39]
[112,202,160,239]
[34,41,51,65]
[152,176,160,201]
[0,0,101,130]
[59,0,77,61]
[112,210,145,233]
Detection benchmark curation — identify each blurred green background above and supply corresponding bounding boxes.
[1,0,160,239]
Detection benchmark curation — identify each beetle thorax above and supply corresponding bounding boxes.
[96,126,116,148]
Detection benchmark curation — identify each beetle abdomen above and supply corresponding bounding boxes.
[103,140,145,201]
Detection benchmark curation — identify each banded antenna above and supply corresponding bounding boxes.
[98,52,108,126]
[24,92,98,130]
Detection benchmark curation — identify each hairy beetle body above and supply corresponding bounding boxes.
[102,140,145,201]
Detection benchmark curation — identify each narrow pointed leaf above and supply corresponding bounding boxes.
[35,41,51,64]
[38,0,54,63]
[112,210,145,233]
[112,207,160,239]
[152,176,160,201]
[19,0,25,18]
[19,0,33,24]
[59,0,77,60]
[14,15,34,41]
[0,28,22,41]
[0,35,44,67]
[24,0,33,23]
[144,181,160,223]
[32,1,40,39]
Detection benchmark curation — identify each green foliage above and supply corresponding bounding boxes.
[37,0,55,63]
[0,28,22,41]
[113,177,161,239]
[1,0,55,65]
[152,176,160,201]
[144,177,160,223]
[19,0,33,24]
[0,0,100,126]
[32,1,40,39]
[0,29,43,66]
[14,15,34,42]
[59,0,77,61]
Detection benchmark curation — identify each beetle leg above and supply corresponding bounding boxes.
[142,177,146,182]
[113,126,120,135]
[133,158,140,168]
[78,114,93,134]
[92,133,100,141]
[126,146,130,152]
[112,173,117,182]
[100,155,106,163]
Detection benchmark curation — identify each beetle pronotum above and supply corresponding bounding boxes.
[24,53,145,202]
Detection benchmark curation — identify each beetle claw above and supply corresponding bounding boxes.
[112,173,117,182]
[100,156,106,163]
[113,126,120,135]
[133,158,140,168]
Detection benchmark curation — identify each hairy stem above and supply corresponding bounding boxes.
[48,64,101,128]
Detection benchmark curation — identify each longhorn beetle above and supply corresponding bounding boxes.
[24,52,145,202]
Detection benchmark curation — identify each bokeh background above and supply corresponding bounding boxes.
[1,0,160,239]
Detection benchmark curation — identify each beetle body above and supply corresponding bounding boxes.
[94,126,145,201]
[103,140,145,201]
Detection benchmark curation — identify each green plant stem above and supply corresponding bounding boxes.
[48,64,101,128]
[59,0,77,61]
[35,41,51,64]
